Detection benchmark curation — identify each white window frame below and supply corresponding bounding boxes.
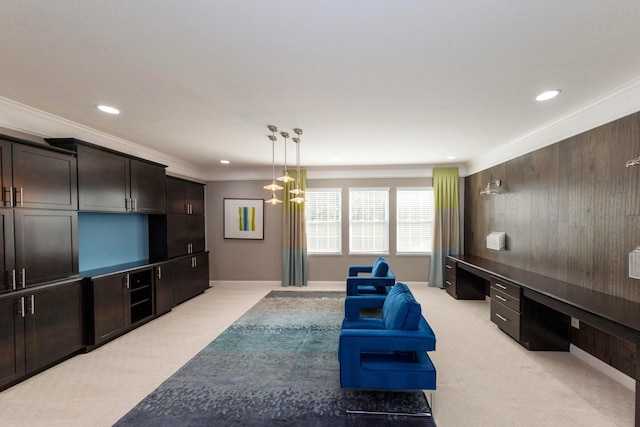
[349,187,389,254]
[396,187,434,254]
[305,188,342,254]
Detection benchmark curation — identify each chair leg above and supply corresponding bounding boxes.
[345,390,434,417]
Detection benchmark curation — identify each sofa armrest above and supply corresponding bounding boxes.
[340,317,436,352]
[339,328,436,359]
[346,276,395,296]
[348,265,373,276]
[344,295,386,318]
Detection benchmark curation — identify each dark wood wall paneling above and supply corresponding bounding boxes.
[464,111,640,375]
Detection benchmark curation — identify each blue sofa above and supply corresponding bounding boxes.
[339,283,437,391]
[346,256,396,296]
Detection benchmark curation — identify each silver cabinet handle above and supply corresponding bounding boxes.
[445,280,451,286]
[495,313,508,322]
[29,295,35,315]
[132,198,137,212]
[3,186,13,207]
[11,269,16,290]
[15,187,23,207]
[124,274,130,289]
[445,264,452,269]
[494,282,507,290]
[19,296,25,318]
[157,266,162,280]
[495,294,507,302]
[21,268,26,288]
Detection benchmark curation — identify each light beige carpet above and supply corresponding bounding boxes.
[0,282,634,427]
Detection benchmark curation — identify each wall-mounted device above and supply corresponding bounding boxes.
[629,246,640,279]
[486,232,506,251]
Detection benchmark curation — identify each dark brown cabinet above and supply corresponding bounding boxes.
[14,210,78,287]
[11,144,78,210]
[166,214,205,258]
[154,262,175,316]
[46,139,167,214]
[0,137,79,291]
[0,140,77,211]
[0,280,83,389]
[0,209,15,292]
[150,177,206,260]
[166,177,205,215]
[174,253,209,305]
[89,268,154,346]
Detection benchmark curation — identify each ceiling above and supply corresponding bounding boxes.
[1,1,640,179]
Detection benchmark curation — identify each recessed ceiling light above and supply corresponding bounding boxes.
[536,90,561,101]
[446,155,456,160]
[220,160,230,164]
[96,105,120,114]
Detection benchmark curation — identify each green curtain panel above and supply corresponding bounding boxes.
[282,169,308,287]
[429,167,460,287]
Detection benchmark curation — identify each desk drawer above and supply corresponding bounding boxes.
[445,258,457,277]
[491,301,520,341]
[490,287,520,312]
[491,277,520,299]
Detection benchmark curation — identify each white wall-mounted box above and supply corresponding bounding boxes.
[486,232,506,251]
[629,246,640,279]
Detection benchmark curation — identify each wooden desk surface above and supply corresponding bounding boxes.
[451,255,640,339]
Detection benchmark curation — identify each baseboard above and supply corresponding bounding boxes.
[570,344,636,391]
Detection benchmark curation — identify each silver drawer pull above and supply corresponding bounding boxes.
[495,294,507,302]
[445,280,451,286]
[495,313,508,322]
[494,283,507,290]
[445,264,452,269]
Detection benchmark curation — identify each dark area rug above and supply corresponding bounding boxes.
[114,291,436,426]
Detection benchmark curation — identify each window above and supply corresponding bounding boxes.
[349,188,389,253]
[305,189,342,253]
[396,188,434,253]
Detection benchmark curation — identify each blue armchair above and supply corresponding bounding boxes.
[339,283,437,391]
[346,256,396,296]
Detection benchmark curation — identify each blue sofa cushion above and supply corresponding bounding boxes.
[382,283,422,330]
[371,257,389,277]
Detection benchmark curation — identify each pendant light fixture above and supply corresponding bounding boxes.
[264,125,283,204]
[290,128,305,204]
[277,131,295,183]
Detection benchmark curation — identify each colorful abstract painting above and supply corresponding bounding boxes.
[224,198,264,239]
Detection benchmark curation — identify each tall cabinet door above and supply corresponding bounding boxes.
[0,140,13,207]
[192,253,210,295]
[24,280,83,373]
[0,296,25,388]
[12,144,77,210]
[14,210,78,287]
[0,209,15,292]
[76,145,129,212]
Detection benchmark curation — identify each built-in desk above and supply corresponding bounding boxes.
[447,255,640,427]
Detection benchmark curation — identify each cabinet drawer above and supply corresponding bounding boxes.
[490,277,520,299]
[490,287,520,312]
[491,301,520,341]
[445,258,457,277]
[444,275,456,289]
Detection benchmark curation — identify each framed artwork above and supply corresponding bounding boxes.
[223,198,264,239]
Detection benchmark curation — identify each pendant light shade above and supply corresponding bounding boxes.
[289,128,305,204]
[264,126,283,204]
[277,131,295,183]
[263,132,283,192]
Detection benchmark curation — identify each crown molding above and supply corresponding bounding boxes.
[0,96,209,181]
[466,76,640,176]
